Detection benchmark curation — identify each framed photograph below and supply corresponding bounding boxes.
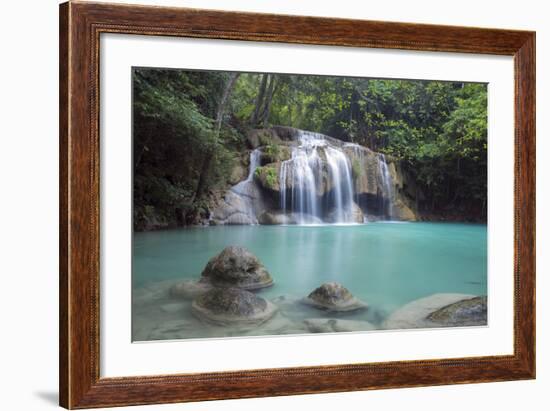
[59,1,535,409]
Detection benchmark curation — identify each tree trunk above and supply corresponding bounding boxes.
[250,74,269,126]
[193,153,213,202]
[215,72,240,134]
[194,72,240,201]
[260,75,278,128]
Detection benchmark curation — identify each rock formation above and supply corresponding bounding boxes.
[170,246,273,299]
[201,246,274,290]
[302,282,368,312]
[170,279,213,299]
[191,287,277,326]
[211,127,418,225]
[426,296,487,327]
[382,293,486,330]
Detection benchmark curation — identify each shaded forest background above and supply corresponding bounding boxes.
[133,68,487,228]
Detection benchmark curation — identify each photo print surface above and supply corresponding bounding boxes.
[132,68,488,341]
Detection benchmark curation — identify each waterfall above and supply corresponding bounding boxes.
[326,146,354,222]
[378,153,394,219]
[228,148,262,224]
[279,131,355,224]
[214,129,406,225]
[245,149,262,182]
[343,143,368,220]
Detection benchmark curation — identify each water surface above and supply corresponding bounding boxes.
[133,222,487,318]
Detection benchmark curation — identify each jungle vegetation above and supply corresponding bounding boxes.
[133,68,487,228]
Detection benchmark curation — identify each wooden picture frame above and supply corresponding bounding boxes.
[59,1,535,408]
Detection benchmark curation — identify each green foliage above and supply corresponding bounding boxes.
[254,75,485,217]
[133,68,243,229]
[255,165,278,190]
[257,131,273,146]
[134,67,488,227]
[263,143,283,164]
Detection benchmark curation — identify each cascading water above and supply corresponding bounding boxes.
[244,149,262,183]
[378,153,394,219]
[213,131,406,226]
[326,146,354,222]
[280,145,320,224]
[229,148,262,224]
[279,131,355,224]
[343,143,368,220]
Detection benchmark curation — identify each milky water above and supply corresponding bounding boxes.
[378,153,394,219]
[133,222,487,318]
[279,131,355,224]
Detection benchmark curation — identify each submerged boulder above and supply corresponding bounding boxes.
[426,296,487,327]
[201,246,274,290]
[192,287,277,326]
[170,279,213,299]
[304,318,376,333]
[382,293,480,330]
[302,282,368,312]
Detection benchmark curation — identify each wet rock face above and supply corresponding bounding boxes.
[228,158,248,186]
[210,189,261,225]
[192,288,276,325]
[303,282,368,312]
[392,198,417,221]
[426,296,487,326]
[201,246,274,290]
[325,202,364,223]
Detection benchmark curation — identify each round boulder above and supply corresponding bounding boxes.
[201,246,274,290]
[192,287,277,326]
[302,282,368,312]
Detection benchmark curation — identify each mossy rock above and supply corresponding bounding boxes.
[257,130,278,146]
[254,164,280,192]
[261,144,292,164]
[228,160,248,185]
